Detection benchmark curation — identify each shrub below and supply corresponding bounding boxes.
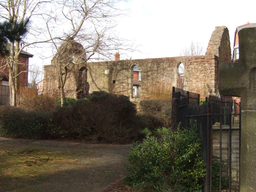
[212,159,229,190]
[19,94,56,111]
[139,99,172,127]
[124,123,206,191]
[0,106,53,139]
[54,97,77,106]
[200,99,206,105]
[51,91,145,143]
[0,92,165,143]
[139,114,164,134]
[140,127,168,139]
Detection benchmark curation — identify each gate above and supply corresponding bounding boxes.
[172,87,241,192]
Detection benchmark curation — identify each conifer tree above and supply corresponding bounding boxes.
[0,17,30,106]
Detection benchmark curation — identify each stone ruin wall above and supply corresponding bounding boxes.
[44,65,79,99]
[43,26,231,101]
[44,55,217,100]
[44,65,59,98]
[85,55,218,100]
[185,55,217,97]
[206,26,232,95]
[87,58,179,100]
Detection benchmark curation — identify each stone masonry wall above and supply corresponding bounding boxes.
[185,56,217,97]
[44,65,79,98]
[44,65,59,98]
[43,26,231,101]
[206,26,232,95]
[84,55,216,100]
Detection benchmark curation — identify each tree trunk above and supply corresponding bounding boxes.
[14,40,20,106]
[57,65,66,106]
[60,85,66,106]
[9,69,16,106]
[9,42,17,106]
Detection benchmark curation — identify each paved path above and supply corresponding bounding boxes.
[0,137,132,192]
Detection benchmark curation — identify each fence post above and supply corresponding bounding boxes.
[171,91,180,131]
[219,99,223,191]
[187,91,190,105]
[205,101,213,192]
[228,100,232,192]
[239,102,241,190]
[185,91,189,128]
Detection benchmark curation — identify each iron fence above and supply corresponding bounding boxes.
[172,87,241,192]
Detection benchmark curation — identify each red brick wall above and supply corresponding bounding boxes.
[18,55,29,87]
[0,54,29,87]
[0,55,9,80]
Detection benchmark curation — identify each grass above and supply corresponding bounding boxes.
[0,148,82,177]
[0,138,132,192]
[0,147,92,191]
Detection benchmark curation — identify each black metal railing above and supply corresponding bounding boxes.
[172,87,241,192]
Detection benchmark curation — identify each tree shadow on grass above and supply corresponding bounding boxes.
[0,137,132,192]
[1,163,127,192]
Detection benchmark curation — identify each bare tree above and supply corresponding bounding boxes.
[0,0,133,106]
[0,0,50,106]
[29,65,43,87]
[46,0,130,106]
[180,41,205,56]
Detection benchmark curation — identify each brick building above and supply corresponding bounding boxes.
[0,49,33,87]
[0,49,34,105]
[43,26,231,101]
[232,22,256,62]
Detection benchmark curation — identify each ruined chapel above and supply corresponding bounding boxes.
[43,26,231,101]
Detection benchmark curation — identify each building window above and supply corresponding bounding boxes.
[234,46,239,61]
[2,81,9,86]
[133,86,137,97]
[133,65,138,70]
[177,62,184,89]
[133,65,141,81]
[132,65,141,98]
[178,62,184,75]
[133,85,141,98]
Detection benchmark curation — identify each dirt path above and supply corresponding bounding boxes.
[0,137,132,192]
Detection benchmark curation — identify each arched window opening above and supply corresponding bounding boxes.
[177,63,184,89]
[132,65,141,98]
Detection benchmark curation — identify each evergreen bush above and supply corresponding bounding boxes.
[124,123,206,191]
[0,92,165,143]
[139,99,172,127]
[0,106,52,139]
[212,159,229,190]
[54,97,77,106]
[51,91,149,143]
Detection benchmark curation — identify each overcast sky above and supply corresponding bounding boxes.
[113,0,256,59]
[28,0,256,81]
